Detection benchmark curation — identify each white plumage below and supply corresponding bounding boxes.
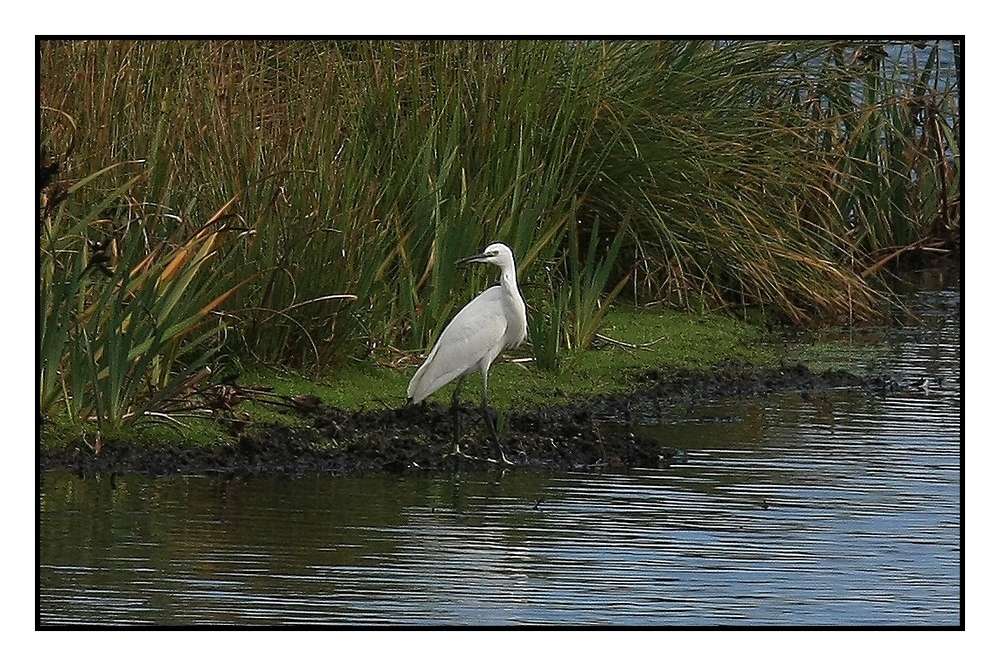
[407,242,527,462]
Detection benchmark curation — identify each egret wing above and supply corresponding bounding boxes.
[407,287,508,402]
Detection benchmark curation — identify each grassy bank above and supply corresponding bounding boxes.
[38,39,960,438]
[246,304,775,411]
[40,304,781,450]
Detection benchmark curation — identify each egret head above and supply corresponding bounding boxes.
[456,242,514,268]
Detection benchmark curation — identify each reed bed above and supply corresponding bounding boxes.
[38,39,960,428]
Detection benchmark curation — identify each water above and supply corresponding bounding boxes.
[38,274,960,626]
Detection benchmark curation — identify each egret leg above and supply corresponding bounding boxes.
[451,375,467,456]
[481,373,513,466]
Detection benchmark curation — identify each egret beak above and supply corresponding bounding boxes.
[456,252,490,266]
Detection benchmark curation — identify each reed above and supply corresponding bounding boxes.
[805,41,961,263]
[38,162,249,431]
[39,39,960,418]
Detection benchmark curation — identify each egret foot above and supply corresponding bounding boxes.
[446,440,512,465]
[478,404,513,466]
[485,448,515,466]
[444,441,476,461]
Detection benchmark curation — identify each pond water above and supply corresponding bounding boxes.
[38,272,961,626]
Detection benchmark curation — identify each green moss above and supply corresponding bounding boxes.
[778,326,893,373]
[236,306,779,413]
[476,306,777,410]
[40,412,227,451]
[240,363,410,412]
[39,416,93,452]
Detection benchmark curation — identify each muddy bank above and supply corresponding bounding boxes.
[41,364,903,477]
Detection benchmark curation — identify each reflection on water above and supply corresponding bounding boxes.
[39,276,960,626]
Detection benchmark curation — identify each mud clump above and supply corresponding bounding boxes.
[42,364,896,478]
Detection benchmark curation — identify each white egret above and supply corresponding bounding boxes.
[407,242,527,464]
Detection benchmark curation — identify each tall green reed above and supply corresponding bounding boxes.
[39,146,250,430]
[796,41,960,264]
[40,39,960,383]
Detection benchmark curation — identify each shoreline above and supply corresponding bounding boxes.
[40,363,903,478]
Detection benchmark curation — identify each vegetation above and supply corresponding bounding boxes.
[38,39,960,434]
[40,304,775,451]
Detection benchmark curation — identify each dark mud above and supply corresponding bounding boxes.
[41,364,901,478]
